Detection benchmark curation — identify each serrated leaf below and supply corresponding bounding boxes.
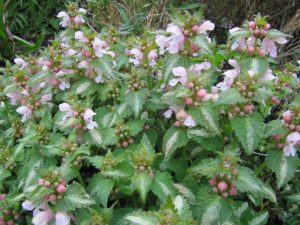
[173,183,196,204]
[127,120,145,136]
[102,112,119,128]
[265,150,299,188]
[189,158,220,177]
[132,173,153,204]
[194,35,212,54]
[231,114,264,155]
[162,127,188,160]
[151,172,175,201]
[126,90,146,118]
[91,56,115,79]
[190,103,221,135]
[125,211,159,225]
[216,88,246,105]
[89,129,103,146]
[76,81,91,94]
[249,211,269,225]
[285,193,300,204]
[197,188,233,225]
[235,167,276,203]
[88,173,114,207]
[64,182,95,209]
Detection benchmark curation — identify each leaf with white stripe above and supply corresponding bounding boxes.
[249,211,269,225]
[162,127,188,160]
[132,173,153,204]
[151,172,175,201]
[231,114,264,155]
[266,150,299,188]
[125,212,158,225]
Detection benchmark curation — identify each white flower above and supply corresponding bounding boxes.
[59,80,70,91]
[169,67,188,86]
[75,31,88,43]
[216,59,240,91]
[14,57,27,69]
[261,36,288,58]
[16,106,32,122]
[40,94,52,105]
[198,20,215,34]
[22,200,35,211]
[283,132,300,157]
[93,37,115,58]
[129,48,144,66]
[55,212,71,225]
[57,11,70,27]
[83,109,98,130]
[59,103,74,120]
[74,15,85,25]
[183,115,196,127]
[147,50,158,67]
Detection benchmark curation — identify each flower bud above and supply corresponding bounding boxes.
[0,194,6,200]
[45,61,52,67]
[190,43,199,52]
[243,105,252,114]
[222,192,229,198]
[44,181,51,187]
[283,112,293,123]
[289,124,296,131]
[212,187,218,193]
[122,141,129,148]
[73,111,79,117]
[192,25,199,34]
[208,177,217,186]
[6,220,14,225]
[197,89,207,98]
[247,46,255,54]
[184,97,193,106]
[296,125,300,132]
[183,30,190,37]
[233,106,240,113]
[218,181,228,192]
[187,82,194,89]
[254,29,260,37]
[175,121,181,127]
[232,168,239,175]
[48,194,57,202]
[229,187,237,196]
[249,21,256,30]
[264,23,271,30]
[176,109,187,120]
[272,134,281,142]
[56,183,67,193]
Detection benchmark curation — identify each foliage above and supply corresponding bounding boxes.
[0,2,300,225]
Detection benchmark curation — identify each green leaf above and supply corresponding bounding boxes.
[231,114,264,155]
[76,81,92,94]
[189,158,220,177]
[91,56,115,79]
[132,173,153,204]
[249,211,269,225]
[151,171,175,201]
[194,35,212,55]
[89,129,104,146]
[285,193,300,204]
[125,211,159,225]
[216,88,247,105]
[126,90,146,118]
[64,182,95,209]
[239,57,269,77]
[265,150,299,188]
[127,120,145,136]
[235,167,276,203]
[197,188,233,225]
[190,103,221,135]
[264,120,287,138]
[162,127,188,160]
[88,173,114,207]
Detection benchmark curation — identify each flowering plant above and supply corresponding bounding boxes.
[0,3,299,225]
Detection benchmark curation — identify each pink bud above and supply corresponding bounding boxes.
[175,121,181,127]
[45,61,52,67]
[48,194,57,202]
[296,125,300,132]
[264,23,271,30]
[128,138,134,144]
[277,143,284,149]
[184,97,193,105]
[183,30,190,37]
[133,83,139,89]
[190,43,199,52]
[38,179,45,186]
[258,49,265,57]
[0,194,6,200]
[176,109,188,120]
[272,134,281,142]
[283,112,293,123]
[51,78,59,86]
[212,187,218,193]
[56,184,67,193]
[122,141,129,148]
[254,29,260,37]
[44,181,51,187]
[208,177,217,186]
[187,82,194,89]
[243,105,252,114]
[192,25,200,33]
[229,187,237,196]
[76,123,83,130]
[6,220,14,225]
[218,181,228,192]
[247,46,255,54]
[233,107,240,113]
[289,124,296,131]
[270,96,278,104]
[73,111,79,117]
[197,89,207,98]
[249,21,256,30]
[222,192,229,198]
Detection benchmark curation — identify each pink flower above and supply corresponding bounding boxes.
[75,31,88,43]
[16,106,32,122]
[261,36,288,58]
[147,50,158,67]
[155,23,185,55]
[129,48,144,66]
[73,9,86,26]
[189,62,211,75]
[59,103,74,120]
[83,109,98,130]
[78,60,90,69]
[59,80,71,91]
[14,57,27,69]
[92,37,115,58]
[258,69,277,82]
[65,49,77,57]
[22,200,35,211]
[40,94,52,105]
[283,132,300,156]
[57,11,70,27]
[198,20,215,34]
[282,110,293,123]
[216,59,240,91]
[164,107,196,128]
[55,212,71,225]
[169,67,188,86]
[7,91,22,105]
